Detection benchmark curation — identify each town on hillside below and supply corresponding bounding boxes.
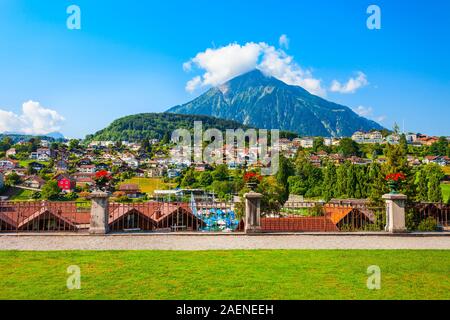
[0,129,449,209]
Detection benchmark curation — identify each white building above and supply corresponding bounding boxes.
[6,148,16,158]
[300,137,314,149]
[29,148,51,161]
[351,131,383,144]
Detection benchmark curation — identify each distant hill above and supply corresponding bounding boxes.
[168,69,384,137]
[0,133,63,143]
[86,113,258,142]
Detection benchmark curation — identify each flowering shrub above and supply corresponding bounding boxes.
[385,172,406,194]
[243,172,262,184]
[385,173,406,182]
[93,170,111,187]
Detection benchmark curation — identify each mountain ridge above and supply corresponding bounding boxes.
[168,69,384,137]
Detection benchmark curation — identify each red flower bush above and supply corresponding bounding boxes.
[244,172,262,183]
[94,170,111,187]
[385,172,406,182]
[95,170,110,179]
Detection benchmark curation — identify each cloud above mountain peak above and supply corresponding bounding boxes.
[183,38,368,98]
[183,39,327,97]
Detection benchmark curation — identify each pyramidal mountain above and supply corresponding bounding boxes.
[167,69,384,137]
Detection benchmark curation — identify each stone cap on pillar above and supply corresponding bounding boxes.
[90,191,109,198]
[382,193,407,200]
[244,191,263,199]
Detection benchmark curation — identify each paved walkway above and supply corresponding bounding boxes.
[1,234,450,250]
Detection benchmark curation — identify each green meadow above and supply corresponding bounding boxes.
[0,250,449,300]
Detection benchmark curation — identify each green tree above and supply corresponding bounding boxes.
[69,139,80,150]
[41,180,61,200]
[415,168,429,202]
[5,172,21,186]
[429,137,449,156]
[322,162,337,201]
[257,176,286,213]
[399,134,408,155]
[385,144,407,174]
[338,138,360,157]
[313,137,329,153]
[336,162,349,197]
[276,156,294,202]
[141,139,152,153]
[368,162,387,203]
[427,172,443,202]
[198,172,213,187]
[181,170,196,187]
[212,164,229,181]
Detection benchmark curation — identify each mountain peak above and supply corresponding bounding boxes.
[225,69,283,88]
[168,71,384,137]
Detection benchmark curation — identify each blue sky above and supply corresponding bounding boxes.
[0,0,449,138]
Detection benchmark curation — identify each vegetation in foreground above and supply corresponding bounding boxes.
[0,250,449,300]
[442,183,450,203]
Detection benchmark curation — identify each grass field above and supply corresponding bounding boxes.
[0,250,449,300]
[18,160,49,167]
[120,177,176,194]
[3,187,34,201]
[442,183,450,203]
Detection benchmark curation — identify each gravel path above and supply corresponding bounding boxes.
[1,234,450,250]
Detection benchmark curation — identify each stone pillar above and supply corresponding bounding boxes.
[89,191,109,235]
[382,193,407,233]
[244,192,263,234]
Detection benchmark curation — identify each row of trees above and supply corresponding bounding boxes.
[274,143,446,204]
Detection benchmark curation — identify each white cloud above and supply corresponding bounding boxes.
[279,34,290,49]
[0,100,65,135]
[330,72,369,94]
[258,44,326,96]
[353,105,373,117]
[352,105,386,123]
[183,41,326,96]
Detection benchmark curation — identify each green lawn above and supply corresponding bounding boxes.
[120,177,176,194]
[442,183,450,203]
[6,187,34,201]
[18,159,49,168]
[0,250,449,300]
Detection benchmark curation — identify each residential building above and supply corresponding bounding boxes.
[351,131,383,144]
[118,184,142,198]
[55,175,76,192]
[0,159,18,170]
[6,148,16,158]
[40,140,50,148]
[78,165,96,174]
[23,175,46,189]
[29,162,46,172]
[29,148,52,161]
[146,167,164,178]
[300,137,314,149]
[386,134,400,145]
[55,159,69,172]
[167,168,181,179]
[423,156,450,166]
